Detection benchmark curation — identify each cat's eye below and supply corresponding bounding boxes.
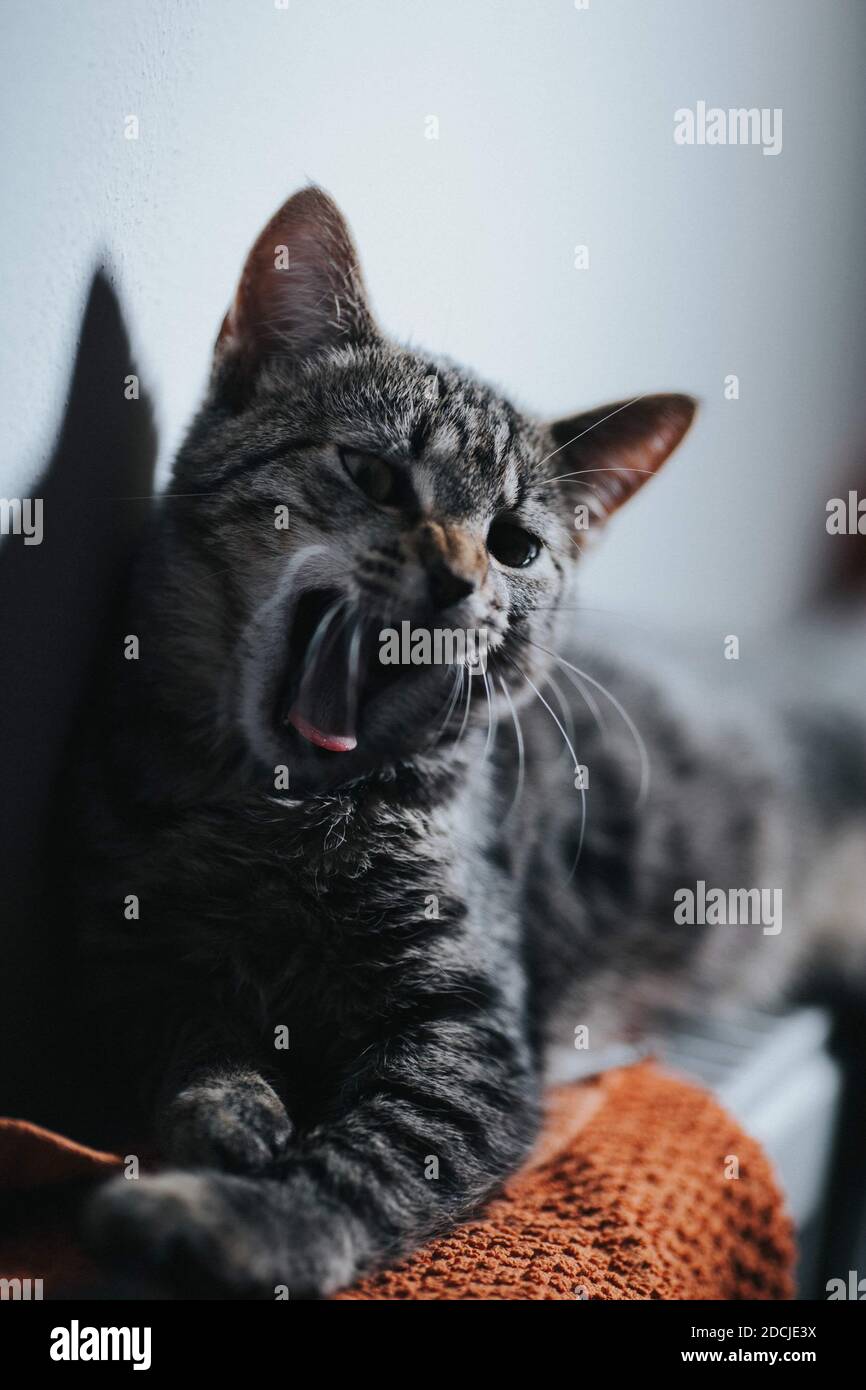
[339,448,397,506]
[487,518,541,569]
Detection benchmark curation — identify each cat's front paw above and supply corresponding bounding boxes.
[84,1172,278,1297]
[160,1071,293,1174]
[84,1170,361,1299]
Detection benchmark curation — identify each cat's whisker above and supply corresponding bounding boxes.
[345,604,363,733]
[108,490,226,501]
[481,669,497,765]
[534,396,648,472]
[542,465,657,489]
[501,652,586,873]
[453,669,474,754]
[556,477,608,508]
[527,638,650,808]
[543,671,578,767]
[553,661,608,743]
[446,665,467,738]
[295,595,346,708]
[528,604,652,623]
[429,665,465,750]
[498,676,525,825]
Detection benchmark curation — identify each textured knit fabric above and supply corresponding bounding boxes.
[337,1063,795,1300]
[0,1062,794,1300]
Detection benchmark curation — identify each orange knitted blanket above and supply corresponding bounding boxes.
[0,1062,794,1300]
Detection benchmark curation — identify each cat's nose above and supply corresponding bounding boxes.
[428,564,475,611]
[414,520,486,612]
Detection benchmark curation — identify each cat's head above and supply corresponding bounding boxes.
[168,187,695,793]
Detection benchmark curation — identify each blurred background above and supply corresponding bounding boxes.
[1,0,865,1299]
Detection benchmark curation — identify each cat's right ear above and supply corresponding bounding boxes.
[212,186,377,408]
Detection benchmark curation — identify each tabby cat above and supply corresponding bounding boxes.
[73,187,866,1297]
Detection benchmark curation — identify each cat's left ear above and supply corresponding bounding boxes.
[545,394,697,523]
[213,185,378,407]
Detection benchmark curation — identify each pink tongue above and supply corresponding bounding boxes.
[287,710,357,753]
[287,616,358,752]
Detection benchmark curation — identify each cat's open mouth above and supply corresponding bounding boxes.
[275,587,410,755]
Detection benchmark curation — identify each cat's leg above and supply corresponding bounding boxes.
[86,993,539,1296]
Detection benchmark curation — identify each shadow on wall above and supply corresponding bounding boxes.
[0,269,157,1124]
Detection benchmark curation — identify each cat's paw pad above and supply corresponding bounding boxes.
[161,1072,293,1174]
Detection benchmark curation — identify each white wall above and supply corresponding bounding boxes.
[2,0,864,629]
